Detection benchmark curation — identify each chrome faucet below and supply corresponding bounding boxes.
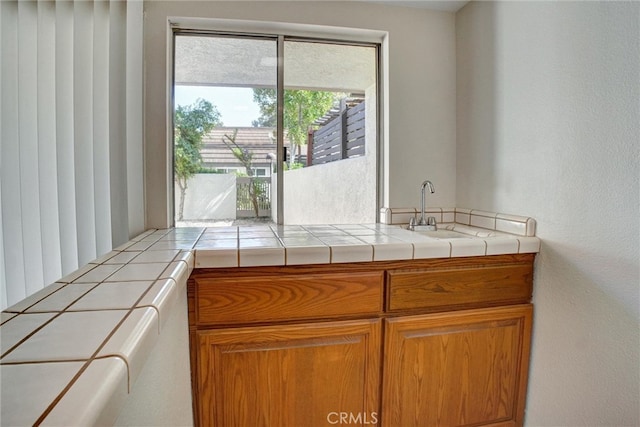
[419,180,435,226]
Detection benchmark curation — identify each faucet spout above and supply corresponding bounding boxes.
[419,180,435,225]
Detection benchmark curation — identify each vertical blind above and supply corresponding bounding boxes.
[0,0,145,310]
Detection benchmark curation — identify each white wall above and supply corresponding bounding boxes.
[456,2,639,425]
[143,0,457,227]
[177,174,237,221]
[283,157,376,224]
[283,81,378,224]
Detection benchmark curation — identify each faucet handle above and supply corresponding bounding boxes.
[427,216,437,226]
[408,217,417,230]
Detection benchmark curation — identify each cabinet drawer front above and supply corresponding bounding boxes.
[196,272,384,325]
[387,263,532,312]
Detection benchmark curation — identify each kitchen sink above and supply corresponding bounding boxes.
[406,223,498,239]
[417,229,470,239]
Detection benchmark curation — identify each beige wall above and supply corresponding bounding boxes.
[143,0,456,228]
[457,2,639,425]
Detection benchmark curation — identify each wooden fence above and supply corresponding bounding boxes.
[310,101,366,165]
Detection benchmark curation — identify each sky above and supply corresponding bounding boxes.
[174,86,261,127]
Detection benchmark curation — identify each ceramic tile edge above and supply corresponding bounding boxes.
[40,357,128,427]
[526,218,537,236]
[412,241,452,259]
[329,245,374,263]
[485,237,520,256]
[135,279,178,332]
[372,243,414,261]
[160,261,189,285]
[175,250,195,271]
[194,248,239,268]
[285,246,331,266]
[469,209,497,230]
[97,307,160,390]
[449,238,487,257]
[454,209,471,225]
[518,237,541,253]
[379,207,391,224]
[496,212,536,237]
[239,247,285,267]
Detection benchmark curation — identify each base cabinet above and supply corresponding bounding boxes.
[382,305,532,427]
[189,254,535,427]
[196,319,381,427]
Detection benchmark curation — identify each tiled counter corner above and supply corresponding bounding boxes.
[1,229,196,426]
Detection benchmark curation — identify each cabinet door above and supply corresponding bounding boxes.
[197,319,381,427]
[382,304,532,427]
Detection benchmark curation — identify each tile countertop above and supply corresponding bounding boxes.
[0,208,539,426]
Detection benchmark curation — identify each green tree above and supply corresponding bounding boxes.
[222,129,265,218]
[174,98,222,221]
[252,88,338,167]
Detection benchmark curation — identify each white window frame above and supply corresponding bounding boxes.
[167,18,388,225]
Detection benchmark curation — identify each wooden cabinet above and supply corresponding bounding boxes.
[382,304,532,427]
[196,320,381,427]
[188,254,535,427]
[387,263,533,312]
[195,271,384,325]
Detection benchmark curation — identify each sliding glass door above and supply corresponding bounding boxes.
[173,34,277,226]
[173,32,378,226]
[282,40,378,224]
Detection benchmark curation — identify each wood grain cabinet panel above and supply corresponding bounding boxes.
[382,304,533,427]
[196,272,383,325]
[188,255,536,427]
[197,319,381,427]
[387,263,533,312]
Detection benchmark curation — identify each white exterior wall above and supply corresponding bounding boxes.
[283,156,375,224]
[456,2,639,425]
[177,174,237,221]
[283,82,377,224]
[143,0,457,228]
